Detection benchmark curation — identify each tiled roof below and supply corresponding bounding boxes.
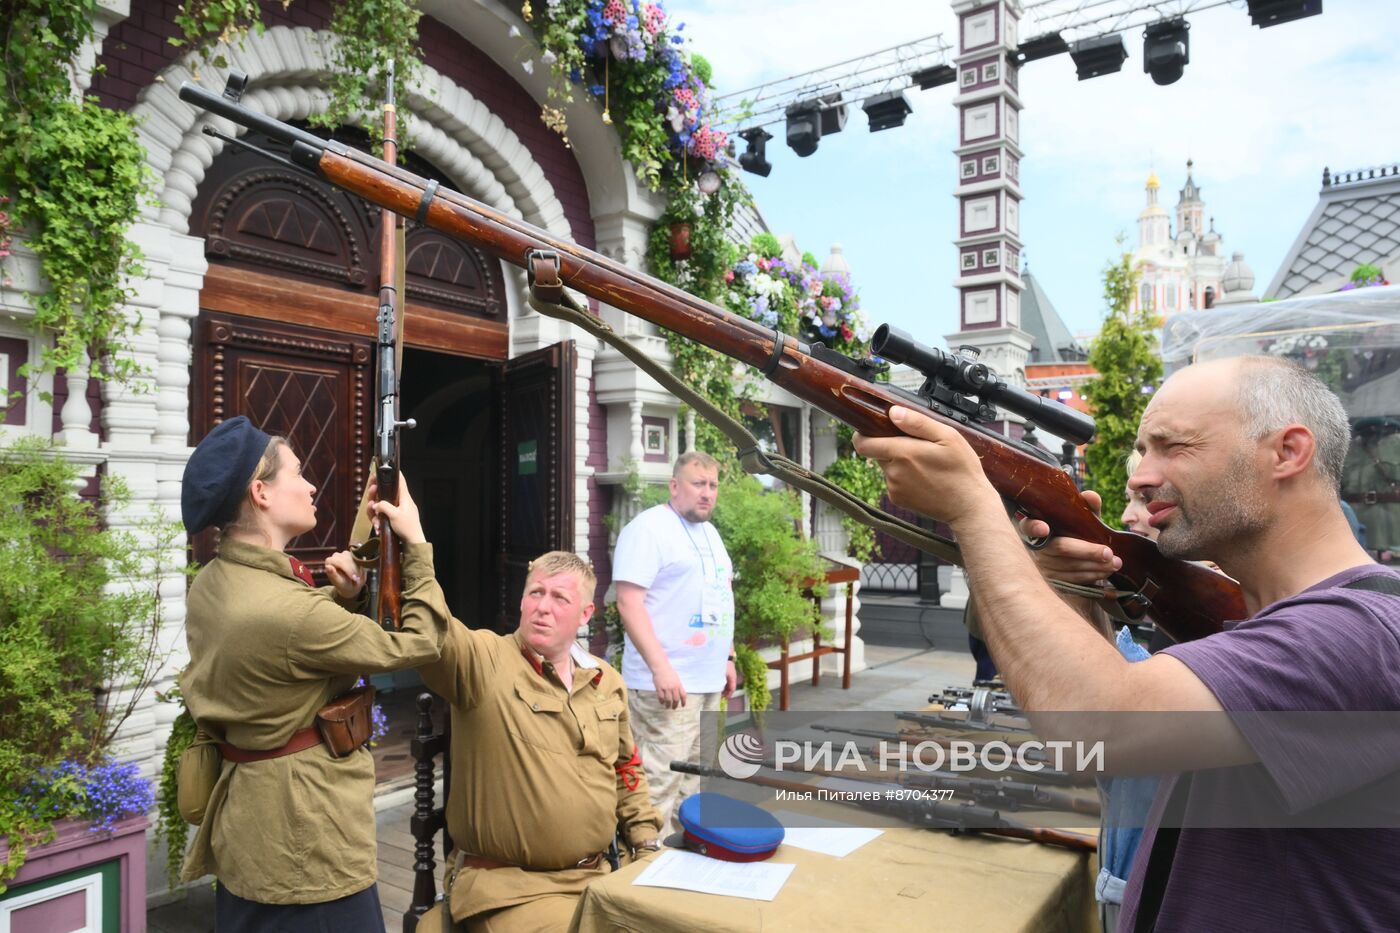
[729,199,770,247]
[1021,269,1087,363]
[1265,170,1400,299]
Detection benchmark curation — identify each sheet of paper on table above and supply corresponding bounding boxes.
[769,810,884,858]
[632,849,795,901]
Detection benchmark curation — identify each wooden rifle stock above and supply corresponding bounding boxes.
[175,81,1245,642]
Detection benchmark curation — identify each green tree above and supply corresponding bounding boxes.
[1081,242,1162,527]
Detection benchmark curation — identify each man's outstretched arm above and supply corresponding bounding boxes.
[854,406,1255,772]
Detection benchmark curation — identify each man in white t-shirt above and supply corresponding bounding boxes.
[613,450,738,834]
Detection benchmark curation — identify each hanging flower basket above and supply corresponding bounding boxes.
[669,221,693,261]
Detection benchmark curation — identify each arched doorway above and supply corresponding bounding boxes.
[187,126,574,783]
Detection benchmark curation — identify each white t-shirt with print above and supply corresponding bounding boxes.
[613,502,734,693]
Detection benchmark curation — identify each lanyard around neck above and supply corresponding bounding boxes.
[669,503,711,572]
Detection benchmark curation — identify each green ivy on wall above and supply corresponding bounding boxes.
[1,0,151,395]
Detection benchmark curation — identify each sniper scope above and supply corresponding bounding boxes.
[872,324,1097,446]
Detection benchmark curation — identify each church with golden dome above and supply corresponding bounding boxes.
[1129,160,1248,317]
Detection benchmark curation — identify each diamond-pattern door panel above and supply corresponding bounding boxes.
[192,313,372,571]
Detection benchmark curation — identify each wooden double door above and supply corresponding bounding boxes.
[191,309,574,633]
[188,124,576,631]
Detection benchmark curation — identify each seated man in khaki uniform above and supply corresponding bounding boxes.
[418,551,663,932]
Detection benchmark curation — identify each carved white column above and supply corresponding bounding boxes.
[628,400,645,464]
[684,409,696,454]
[56,353,98,448]
[70,0,132,97]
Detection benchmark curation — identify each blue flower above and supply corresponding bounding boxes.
[589,83,606,96]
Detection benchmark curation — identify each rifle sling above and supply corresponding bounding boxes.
[524,273,961,564]
[522,261,1122,610]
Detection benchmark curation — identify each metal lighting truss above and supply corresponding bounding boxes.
[716,1,1249,138]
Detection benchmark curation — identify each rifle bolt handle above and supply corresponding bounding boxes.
[396,418,418,430]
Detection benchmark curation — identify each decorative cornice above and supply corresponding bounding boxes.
[131,26,572,244]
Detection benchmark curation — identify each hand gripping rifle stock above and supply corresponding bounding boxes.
[178,80,1244,643]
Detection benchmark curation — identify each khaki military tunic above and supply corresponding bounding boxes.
[417,624,663,922]
[181,539,450,904]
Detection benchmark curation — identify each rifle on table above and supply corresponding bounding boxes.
[809,724,1088,786]
[670,762,1097,853]
[178,76,1245,643]
[743,740,1098,815]
[897,709,1033,734]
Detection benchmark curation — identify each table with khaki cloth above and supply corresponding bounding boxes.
[571,825,1095,933]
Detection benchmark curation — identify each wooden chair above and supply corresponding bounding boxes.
[404,693,452,932]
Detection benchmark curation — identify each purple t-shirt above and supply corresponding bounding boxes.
[1118,565,1400,932]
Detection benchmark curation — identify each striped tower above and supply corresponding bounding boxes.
[942,1,1030,614]
[945,0,1033,390]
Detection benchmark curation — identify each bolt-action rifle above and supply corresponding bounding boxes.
[178,76,1244,642]
[670,762,1097,853]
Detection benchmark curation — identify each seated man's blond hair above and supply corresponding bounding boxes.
[525,551,597,598]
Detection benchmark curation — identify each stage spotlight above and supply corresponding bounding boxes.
[738,128,772,177]
[1069,34,1128,80]
[1246,0,1322,28]
[1143,18,1189,86]
[1016,31,1069,64]
[818,93,848,137]
[785,103,821,157]
[912,64,955,89]
[862,91,912,132]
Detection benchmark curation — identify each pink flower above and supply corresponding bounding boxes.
[603,0,627,24]
[840,324,854,342]
[757,258,770,271]
[642,3,665,34]
[724,270,734,283]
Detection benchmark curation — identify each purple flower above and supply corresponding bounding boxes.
[24,759,154,834]
[370,703,390,746]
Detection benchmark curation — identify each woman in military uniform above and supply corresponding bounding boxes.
[178,416,451,931]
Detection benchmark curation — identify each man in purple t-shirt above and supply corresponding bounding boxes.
[853,355,1399,931]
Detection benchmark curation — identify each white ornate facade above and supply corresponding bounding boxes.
[1131,161,1231,316]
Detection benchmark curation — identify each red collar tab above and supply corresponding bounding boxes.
[591,668,604,687]
[615,745,643,790]
[519,643,545,677]
[288,556,315,587]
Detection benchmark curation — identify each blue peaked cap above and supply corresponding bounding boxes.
[181,416,273,535]
[678,793,784,861]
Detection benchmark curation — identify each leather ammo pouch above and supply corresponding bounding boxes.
[315,685,377,758]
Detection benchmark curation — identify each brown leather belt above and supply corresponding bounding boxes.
[458,851,607,872]
[218,726,322,763]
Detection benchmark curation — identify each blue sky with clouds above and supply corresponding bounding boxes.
[666,0,1400,349]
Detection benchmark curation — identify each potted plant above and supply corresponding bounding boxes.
[710,472,828,720]
[0,438,180,922]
